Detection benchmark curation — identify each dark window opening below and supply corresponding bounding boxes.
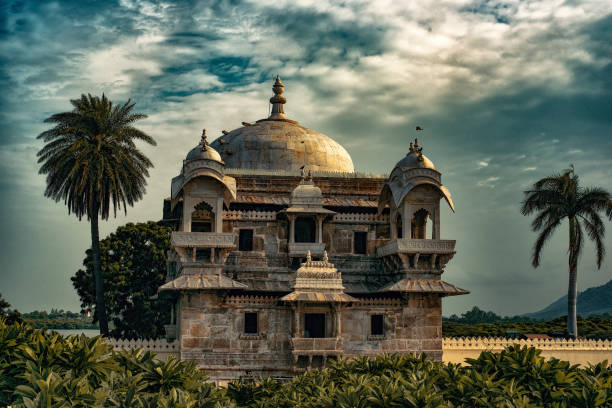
[239,229,254,251]
[396,214,403,239]
[295,217,316,243]
[244,312,258,334]
[195,248,211,262]
[411,209,429,239]
[191,221,212,232]
[371,314,384,336]
[305,313,325,338]
[354,231,367,254]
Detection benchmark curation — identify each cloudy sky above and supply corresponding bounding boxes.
[1,0,611,316]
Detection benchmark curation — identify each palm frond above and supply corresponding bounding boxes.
[532,219,561,268]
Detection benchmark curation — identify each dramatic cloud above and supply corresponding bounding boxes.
[1,0,611,316]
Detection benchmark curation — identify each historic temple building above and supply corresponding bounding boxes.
[159,76,467,382]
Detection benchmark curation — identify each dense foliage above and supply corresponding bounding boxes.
[0,293,22,324]
[72,222,172,339]
[445,306,535,324]
[21,309,97,330]
[443,315,612,340]
[2,320,611,407]
[0,319,229,407]
[227,351,611,407]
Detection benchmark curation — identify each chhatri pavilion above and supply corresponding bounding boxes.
[158,76,467,382]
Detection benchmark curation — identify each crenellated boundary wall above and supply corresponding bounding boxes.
[443,337,612,366]
[106,337,612,366]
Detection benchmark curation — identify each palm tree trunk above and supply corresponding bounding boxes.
[90,208,109,336]
[567,217,578,338]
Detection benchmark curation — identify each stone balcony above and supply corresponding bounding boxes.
[376,238,456,257]
[290,337,343,355]
[171,232,235,248]
[288,242,325,257]
[376,239,456,272]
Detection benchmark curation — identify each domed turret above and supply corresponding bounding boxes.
[210,76,354,173]
[290,171,323,208]
[393,139,435,171]
[378,137,455,241]
[186,129,223,163]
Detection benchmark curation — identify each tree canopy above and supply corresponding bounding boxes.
[37,94,156,336]
[72,222,172,339]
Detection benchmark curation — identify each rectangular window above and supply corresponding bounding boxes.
[244,312,258,334]
[305,313,326,338]
[239,229,254,251]
[371,314,384,336]
[354,231,367,254]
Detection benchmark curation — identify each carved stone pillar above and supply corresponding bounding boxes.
[334,304,342,336]
[288,214,296,243]
[316,215,324,243]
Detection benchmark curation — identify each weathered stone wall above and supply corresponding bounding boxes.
[178,293,295,381]
[342,294,442,361]
[178,292,443,382]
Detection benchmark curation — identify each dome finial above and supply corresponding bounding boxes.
[409,138,424,161]
[200,129,208,151]
[268,75,287,120]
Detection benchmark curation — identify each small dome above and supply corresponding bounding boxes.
[186,145,222,162]
[393,139,435,170]
[186,129,223,163]
[290,176,323,207]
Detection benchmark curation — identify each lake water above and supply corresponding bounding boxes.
[55,329,102,337]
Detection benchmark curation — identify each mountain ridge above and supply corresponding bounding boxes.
[525,279,612,320]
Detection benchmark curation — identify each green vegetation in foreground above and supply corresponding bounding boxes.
[21,309,98,330]
[2,319,611,407]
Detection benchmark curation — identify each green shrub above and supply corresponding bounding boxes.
[2,318,610,407]
[0,319,230,407]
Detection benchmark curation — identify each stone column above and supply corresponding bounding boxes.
[292,305,298,337]
[434,205,440,239]
[335,305,342,336]
[215,196,223,233]
[316,215,324,243]
[182,197,193,232]
[288,215,296,244]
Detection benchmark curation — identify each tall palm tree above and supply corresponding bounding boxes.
[37,94,156,336]
[521,166,611,338]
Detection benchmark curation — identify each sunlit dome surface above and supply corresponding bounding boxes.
[210,76,354,173]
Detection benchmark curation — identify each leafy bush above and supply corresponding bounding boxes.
[2,319,610,407]
[0,319,230,407]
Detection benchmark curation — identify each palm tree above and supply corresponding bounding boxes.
[37,94,156,336]
[521,166,611,338]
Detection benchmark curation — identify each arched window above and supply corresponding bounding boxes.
[411,209,429,239]
[295,216,316,243]
[395,214,403,239]
[191,201,214,232]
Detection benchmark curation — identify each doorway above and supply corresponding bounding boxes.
[305,313,325,338]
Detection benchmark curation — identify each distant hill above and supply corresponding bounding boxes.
[525,279,612,320]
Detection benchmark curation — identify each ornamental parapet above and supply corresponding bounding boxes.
[333,213,389,224]
[288,242,325,257]
[106,338,179,360]
[290,337,343,355]
[224,210,277,221]
[376,239,456,257]
[171,232,235,248]
[442,336,612,350]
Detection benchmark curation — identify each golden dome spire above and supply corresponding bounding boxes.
[268,75,287,120]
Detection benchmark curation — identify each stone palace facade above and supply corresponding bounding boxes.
[158,76,468,382]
